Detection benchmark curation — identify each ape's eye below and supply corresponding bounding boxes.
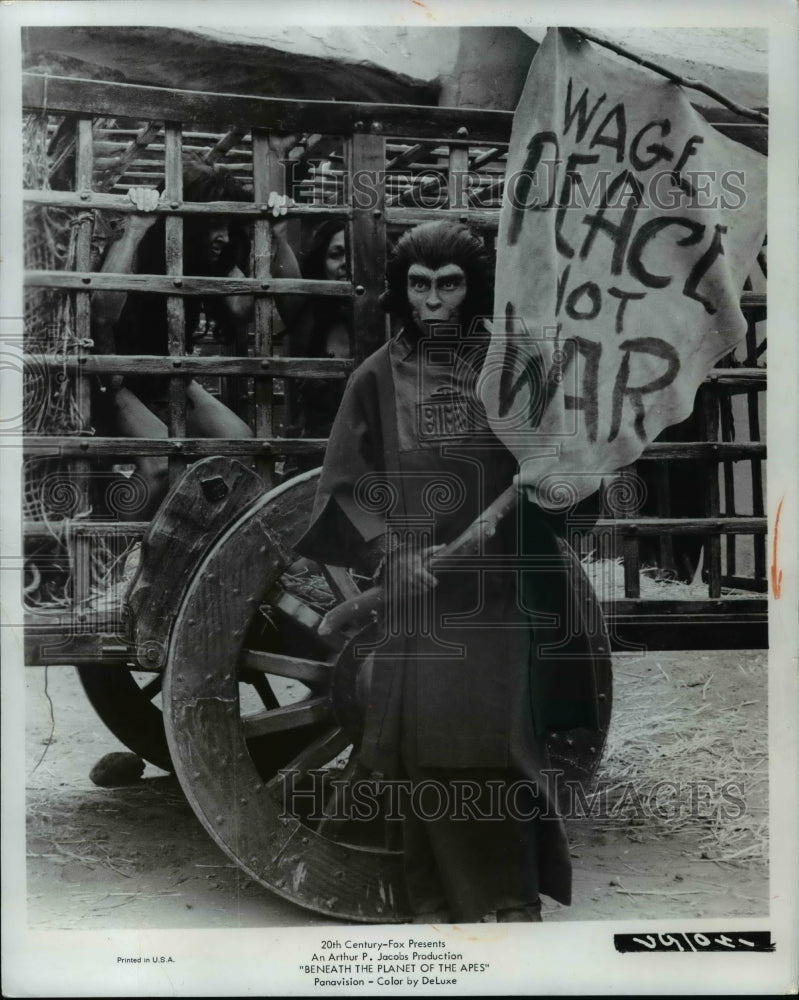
[409,278,429,291]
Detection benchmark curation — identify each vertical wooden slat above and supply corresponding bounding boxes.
[230,311,250,421]
[74,116,93,422]
[616,466,640,599]
[447,144,469,212]
[210,126,250,425]
[73,116,94,613]
[720,389,737,576]
[164,124,187,484]
[347,132,387,364]
[700,385,722,598]
[228,127,253,421]
[623,533,641,599]
[748,390,766,580]
[653,462,676,577]
[743,282,766,582]
[252,130,276,488]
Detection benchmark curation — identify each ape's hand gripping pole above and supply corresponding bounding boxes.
[318,483,519,637]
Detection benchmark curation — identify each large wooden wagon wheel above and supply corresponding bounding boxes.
[76,460,332,778]
[161,462,612,924]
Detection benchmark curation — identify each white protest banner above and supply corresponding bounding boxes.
[479,27,767,508]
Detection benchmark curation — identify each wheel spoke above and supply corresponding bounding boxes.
[241,695,333,738]
[239,648,333,688]
[321,564,361,602]
[266,726,351,792]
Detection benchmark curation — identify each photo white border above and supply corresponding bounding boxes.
[2,0,797,995]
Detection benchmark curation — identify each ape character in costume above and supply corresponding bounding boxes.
[296,220,600,923]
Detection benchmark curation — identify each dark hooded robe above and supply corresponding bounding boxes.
[296,325,600,921]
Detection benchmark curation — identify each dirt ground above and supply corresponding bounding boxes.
[23,649,769,929]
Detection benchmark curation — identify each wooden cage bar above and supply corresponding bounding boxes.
[652,462,676,576]
[252,130,277,486]
[348,132,387,364]
[745,315,767,581]
[164,123,187,482]
[23,436,767,463]
[72,115,95,612]
[448,142,470,214]
[721,388,737,578]
[25,270,353,297]
[701,385,724,598]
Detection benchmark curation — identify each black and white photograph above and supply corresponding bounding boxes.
[1,1,797,995]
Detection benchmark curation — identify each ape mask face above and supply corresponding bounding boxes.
[381,221,494,338]
[406,263,467,330]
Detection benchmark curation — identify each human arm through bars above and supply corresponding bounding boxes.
[91,134,301,356]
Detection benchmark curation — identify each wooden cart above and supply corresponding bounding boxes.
[21,74,767,922]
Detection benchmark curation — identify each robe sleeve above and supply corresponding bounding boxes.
[294,367,389,571]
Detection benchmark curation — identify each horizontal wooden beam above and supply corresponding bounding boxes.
[608,597,766,623]
[25,355,762,385]
[24,520,148,537]
[25,270,353,298]
[704,366,766,385]
[24,622,768,662]
[22,72,515,143]
[609,619,767,651]
[20,264,768,314]
[721,574,768,593]
[25,436,328,457]
[22,516,767,545]
[637,441,765,460]
[22,515,769,540]
[591,516,766,535]
[23,188,352,218]
[23,599,763,623]
[385,206,500,228]
[27,354,352,379]
[23,436,766,461]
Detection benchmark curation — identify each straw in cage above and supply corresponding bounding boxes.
[582,556,752,601]
[278,563,337,612]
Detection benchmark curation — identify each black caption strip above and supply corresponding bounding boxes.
[615,932,774,953]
